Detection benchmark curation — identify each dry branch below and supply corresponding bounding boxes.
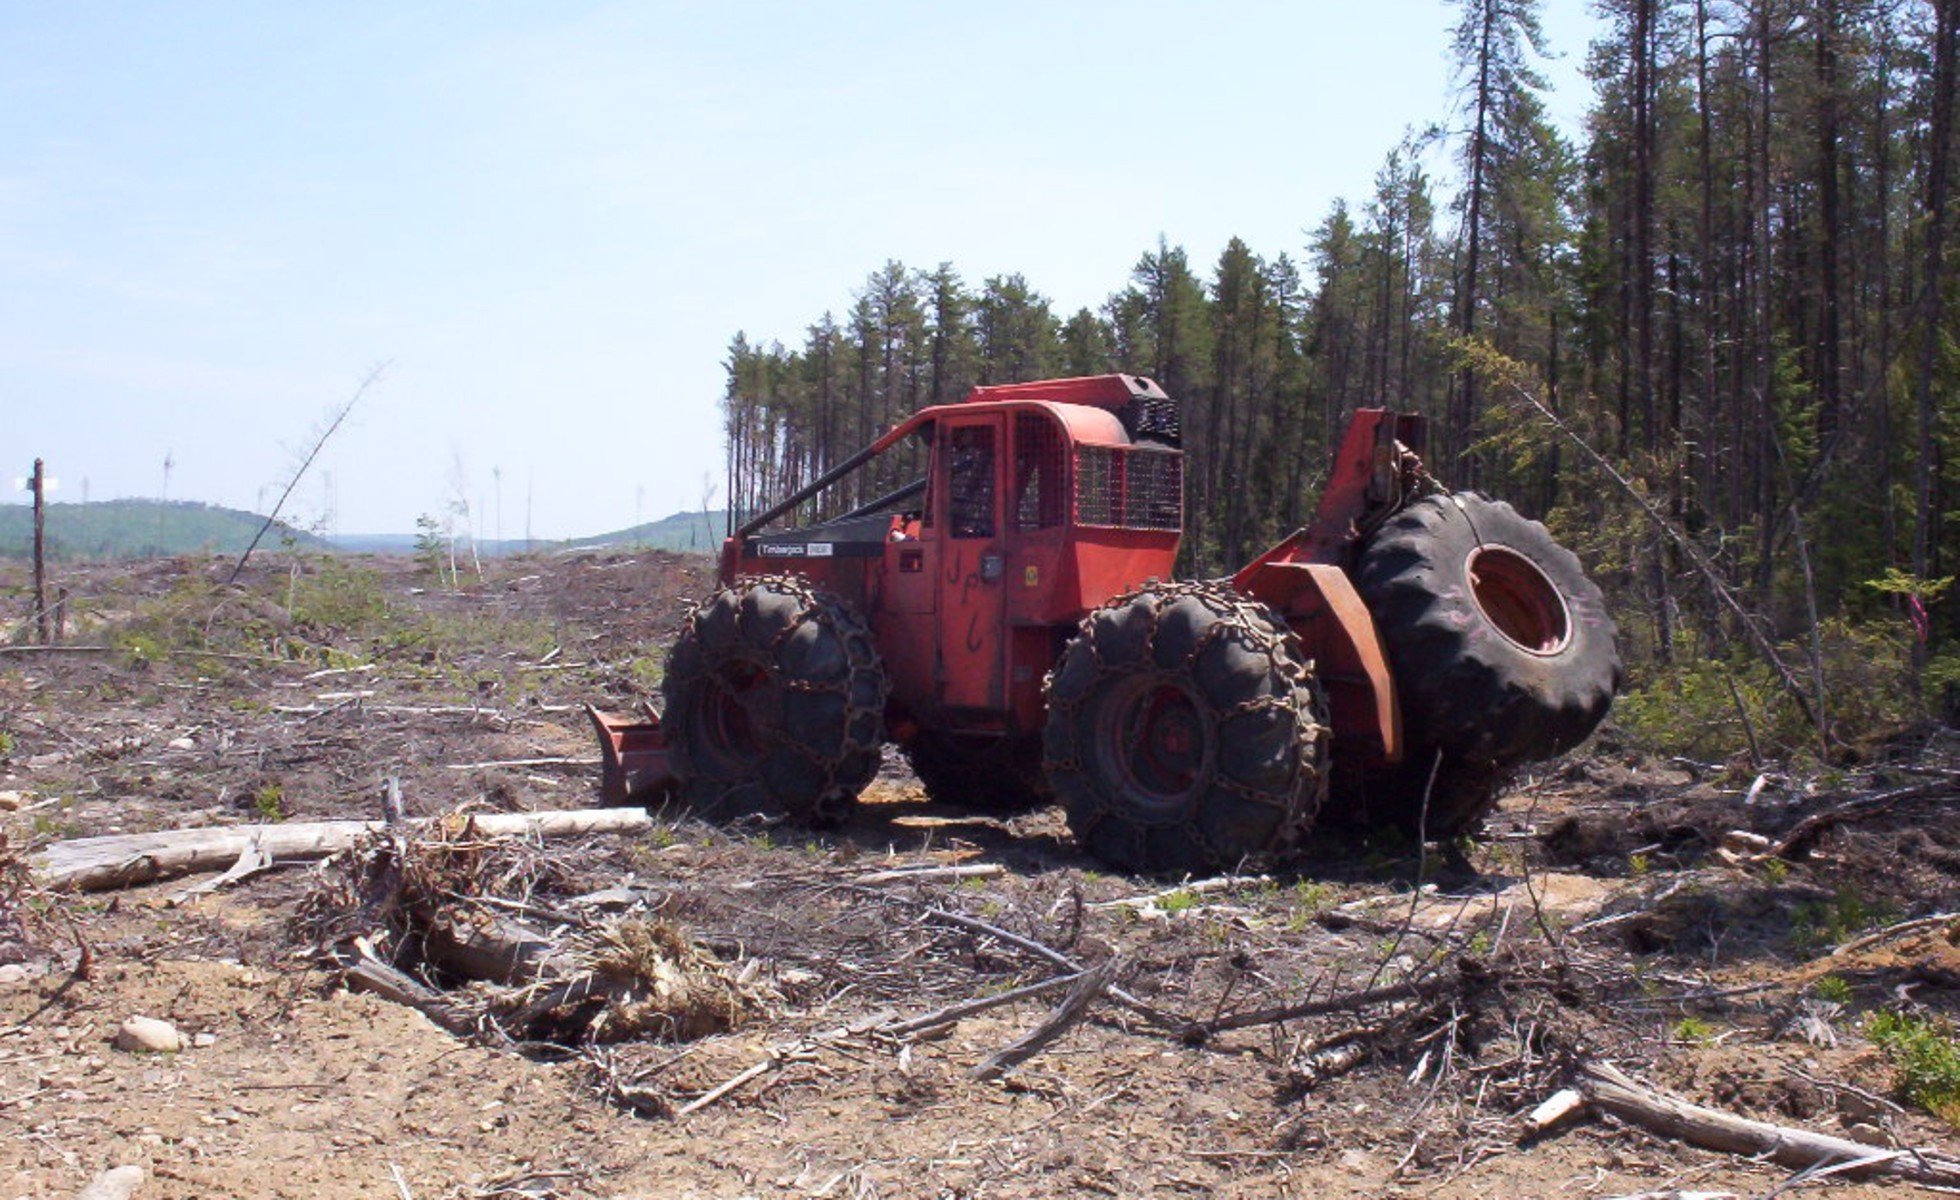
[1088,875,1270,910]
[880,972,1082,1040]
[228,363,384,583]
[851,863,1005,886]
[1575,1059,1960,1187]
[969,958,1119,1081]
[1491,365,1822,737]
[909,901,1185,1033]
[341,953,477,1035]
[444,757,599,771]
[675,1013,893,1118]
[1766,782,1953,859]
[166,839,276,904]
[33,808,652,891]
[1185,956,1500,1043]
[1521,1087,1587,1139]
[423,912,572,985]
[312,830,760,1050]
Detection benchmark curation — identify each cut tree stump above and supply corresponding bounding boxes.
[422,912,574,985]
[31,808,653,892]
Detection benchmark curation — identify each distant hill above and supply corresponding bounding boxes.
[0,500,731,561]
[0,500,326,561]
[328,532,538,557]
[562,509,727,553]
[328,510,727,557]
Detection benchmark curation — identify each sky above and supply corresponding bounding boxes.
[0,1,1604,541]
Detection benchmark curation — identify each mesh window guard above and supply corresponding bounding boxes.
[1074,446,1181,531]
[1014,413,1067,531]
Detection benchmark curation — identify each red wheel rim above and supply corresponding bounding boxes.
[1467,545,1571,655]
[704,661,767,757]
[1107,676,1210,811]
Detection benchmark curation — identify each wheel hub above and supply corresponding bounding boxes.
[704,661,767,758]
[1108,675,1213,813]
[1466,545,1571,655]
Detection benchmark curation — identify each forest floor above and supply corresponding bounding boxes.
[3,550,1960,1199]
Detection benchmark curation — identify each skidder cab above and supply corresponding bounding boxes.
[591,373,1620,873]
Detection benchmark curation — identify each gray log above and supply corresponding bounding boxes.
[32,808,652,892]
[1578,1059,1960,1186]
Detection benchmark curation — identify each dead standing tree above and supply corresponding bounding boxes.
[29,458,49,644]
[228,363,388,585]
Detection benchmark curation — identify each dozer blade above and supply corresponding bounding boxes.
[585,703,675,806]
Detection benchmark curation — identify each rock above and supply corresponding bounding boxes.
[0,964,29,987]
[1846,1120,1892,1145]
[166,737,196,751]
[76,1165,145,1200]
[191,1032,217,1049]
[0,790,23,811]
[1837,1088,1883,1123]
[112,1017,181,1054]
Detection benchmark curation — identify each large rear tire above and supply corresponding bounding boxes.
[1044,581,1329,873]
[663,576,887,824]
[1346,492,1620,836]
[905,731,1049,813]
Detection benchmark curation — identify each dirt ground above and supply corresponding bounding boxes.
[3,551,1960,1199]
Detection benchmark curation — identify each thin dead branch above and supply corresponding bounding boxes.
[880,972,1082,1040]
[969,958,1119,1081]
[1490,363,1823,739]
[901,898,1186,1033]
[229,364,387,584]
[1184,955,1505,1044]
[1766,782,1953,859]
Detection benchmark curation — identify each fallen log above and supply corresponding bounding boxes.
[1575,1059,1960,1187]
[32,808,653,892]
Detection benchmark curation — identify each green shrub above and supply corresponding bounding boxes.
[1616,618,1925,764]
[1869,1011,1960,1125]
[1158,889,1198,915]
[288,558,388,639]
[1789,889,1897,955]
[1809,974,1854,1004]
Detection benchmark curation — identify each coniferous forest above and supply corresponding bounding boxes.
[721,0,1960,760]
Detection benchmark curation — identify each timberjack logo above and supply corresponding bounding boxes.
[758,543,834,558]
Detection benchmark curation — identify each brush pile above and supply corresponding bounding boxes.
[295,809,766,1047]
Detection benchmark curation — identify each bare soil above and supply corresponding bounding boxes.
[3,551,1959,1198]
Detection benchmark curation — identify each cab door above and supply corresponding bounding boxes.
[936,415,1007,712]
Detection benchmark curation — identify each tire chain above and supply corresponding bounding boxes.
[669,573,888,824]
[1043,578,1330,865]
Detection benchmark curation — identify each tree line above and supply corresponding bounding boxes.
[723,0,1960,748]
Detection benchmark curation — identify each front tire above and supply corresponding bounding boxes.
[1346,492,1620,835]
[663,577,887,824]
[1044,581,1329,873]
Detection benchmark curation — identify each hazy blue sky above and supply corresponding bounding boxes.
[1,1,1601,540]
